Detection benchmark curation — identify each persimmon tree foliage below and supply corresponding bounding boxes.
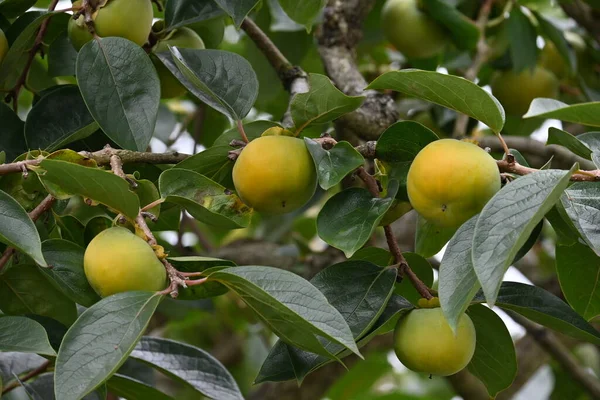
[1,0,600,399]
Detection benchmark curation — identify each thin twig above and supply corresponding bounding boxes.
[509,312,600,399]
[109,151,190,298]
[141,198,165,212]
[0,195,55,273]
[356,167,433,299]
[5,0,60,111]
[236,120,249,143]
[1,360,51,395]
[453,0,495,137]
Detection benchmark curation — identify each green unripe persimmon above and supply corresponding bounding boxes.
[382,0,448,59]
[407,139,500,229]
[394,306,476,376]
[232,135,317,214]
[0,28,7,65]
[491,67,559,116]
[152,27,205,99]
[84,227,167,297]
[68,0,153,51]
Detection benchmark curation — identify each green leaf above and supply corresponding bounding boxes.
[0,189,46,266]
[473,167,576,306]
[208,266,361,358]
[41,239,100,307]
[367,69,505,133]
[0,0,37,18]
[547,127,592,160]
[174,146,235,189]
[439,215,480,331]
[350,247,394,266]
[256,261,396,383]
[213,120,278,147]
[212,0,259,27]
[507,6,538,72]
[395,253,433,305]
[25,85,98,151]
[317,182,398,257]
[0,101,27,162]
[304,139,364,190]
[291,74,364,134]
[159,48,258,120]
[37,159,140,219]
[533,11,576,75]
[561,182,600,255]
[0,12,68,90]
[421,0,479,50]
[167,256,235,300]
[578,131,600,152]
[164,0,224,29]
[466,305,517,397]
[159,168,251,229]
[375,121,438,163]
[131,337,243,400]
[556,241,600,321]
[0,316,56,356]
[55,292,162,400]
[48,32,78,77]
[76,37,160,151]
[107,374,173,400]
[524,99,600,127]
[0,265,77,326]
[474,282,600,344]
[278,0,325,31]
[414,214,456,258]
[23,373,107,400]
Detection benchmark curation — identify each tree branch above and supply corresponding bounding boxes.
[316,0,398,141]
[1,360,51,395]
[453,0,494,137]
[561,0,600,45]
[509,312,600,399]
[0,195,55,273]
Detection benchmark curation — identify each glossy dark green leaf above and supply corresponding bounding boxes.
[547,127,592,160]
[0,189,46,266]
[507,6,538,72]
[278,0,325,31]
[556,241,600,321]
[467,305,517,397]
[421,0,479,50]
[55,292,162,400]
[167,256,235,300]
[0,265,77,326]
[208,266,360,358]
[76,37,160,151]
[367,69,505,133]
[159,48,258,120]
[304,139,364,190]
[474,282,600,344]
[41,239,100,307]
[131,337,243,400]
[414,214,456,258]
[164,0,224,29]
[376,121,438,163]
[524,99,600,126]
[0,316,56,356]
[291,73,364,133]
[317,182,398,257]
[212,0,259,27]
[350,247,393,266]
[561,182,600,255]
[38,159,140,219]
[174,146,235,188]
[0,103,27,161]
[48,32,77,77]
[473,167,576,306]
[159,168,251,229]
[107,374,173,400]
[0,0,36,18]
[25,85,98,151]
[256,261,396,383]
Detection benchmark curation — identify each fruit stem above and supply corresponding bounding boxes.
[236,120,250,144]
[109,150,196,298]
[356,167,434,300]
[141,198,165,212]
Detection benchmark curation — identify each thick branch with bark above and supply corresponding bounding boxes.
[316,0,398,141]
